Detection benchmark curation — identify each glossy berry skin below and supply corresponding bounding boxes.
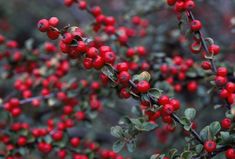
[118,71,131,83]
[221,118,231,129]
[62,33,73,44]
[226,82,235,93]
[17,136,27,146]
[70,137,80,147]
[49,17,59,27]
[215,76,227,86]
[187,81,198,92]
[217,67,228,77]
[37,19,50,32]
[79,1,87,10]
[191,20,202,32]
[204,140,216,153]
[185,0,195,10]
[201,61,211,70]
[158,95,170,105]
[93,56,105,69]
[208,44,220,55]
[116,62,129,72]
[120,88,131,99]
[219,89,229,99]
[137,80,150,93]
[52,131,63,141]
[87,47,99,58]
[162,104,174,115]
[225,148,235,159]
[167,0,176,6]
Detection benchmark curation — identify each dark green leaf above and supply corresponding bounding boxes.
[184,108,196,121]
[110,126,123,138]
[209,121,221,137]
[112,140,125,152]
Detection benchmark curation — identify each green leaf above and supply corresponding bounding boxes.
[110,126,123,138]
[148,88,163,100]
[220,131,230,143]
[181,151,193,159]
[141,122,158,131]
[195,144,203,153]
[209,121,221,137]
[112,140,125,152]
[184,108,196,121]
[199,126,210,141]
[119,116,132,125]
[126,139,136,152]
[101,64,118,86]
[180,117,191,131]
[131,106,142,116]
[186,71,197,78]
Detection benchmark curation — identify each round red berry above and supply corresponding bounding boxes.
[204,140,216,153]
[191,20,202,32]
[221,118,231,129]
[37,19,50,32]
[137,80,150,93]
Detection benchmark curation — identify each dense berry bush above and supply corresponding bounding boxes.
[0,0,235,159]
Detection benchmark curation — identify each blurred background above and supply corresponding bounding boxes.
[0,0,234,158]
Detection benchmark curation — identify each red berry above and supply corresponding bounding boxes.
[118,71,131,83]
[62,33,73,44]
[187,81,198,92]
[208,44,220,55]
[116,62,129,72]
[52,131,63,141]
[219,89,229,99]
[64,0,73,7]
[87,47,98,58]
[137,80,150,93]
[174,1,185,12]
[167,0,176,6]
[37,19,49,32]
[158,95,170,105]
[191,20,202,32]
[70,137,80,147]
[225,148,235,159]
[78,1,87,10]
[119,88,131,99]
[170,99,180,111]
[83,58,93,69]
[217,67,227,77]
[11,108,21,117]
[185,0,195,10]
[221,118,231,129]
[162,104,174,115]
[49,17,59,27]
[93,56,105,69]
[103,51,116,64]
[17,136,27,146]
[137,46,147,56]
[105,16,116,26]
[215,76,227,86]
[57,149,67,158]
[201,61,211,70]
[204,140,216,153]
[126,48,135,57]
[226,82,235,93]
[91,6,102,17]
